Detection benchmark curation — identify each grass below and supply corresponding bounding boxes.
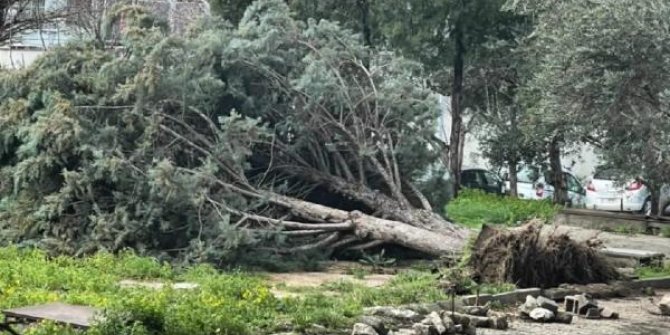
[0,247,517,334]
[635,265,670,279]
[661,226,670,238]
[446,189,560,229]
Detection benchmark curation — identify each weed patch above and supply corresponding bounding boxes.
[446,190,559,229]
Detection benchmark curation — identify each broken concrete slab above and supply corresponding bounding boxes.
[461,294,492,306]
[352,323,380,335]
[411,323,438,335]
[630,276,670,290]
[518,295,539,317]
[565,294,597,315]
[585,307,603,319]
[554,311,573,324]
[536,296,559,313]
[529,307,555,322]
[492,288,541,306]
[600,247,664,267]
[358,316,388,335]
[364,307,422,322]
[600,307,619,319]
[420,312,445,335]
[660,294,670,315]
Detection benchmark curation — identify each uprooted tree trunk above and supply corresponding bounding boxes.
[199,173,469,256]
[470,222,618,288]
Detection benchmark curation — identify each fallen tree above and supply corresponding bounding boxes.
[470,222,618,288]
[0,1,467,263]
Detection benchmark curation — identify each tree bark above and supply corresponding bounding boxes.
[293,168,462,233]
[508,107,519,197]
[449,26,465,199]
[508,159,518,197]
[548,136,568,205]
[357,0,372,47]
[274,193,469,255]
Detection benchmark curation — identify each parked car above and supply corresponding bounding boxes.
[460,168,506,195]
[505,165,586,207]
[585,167,670,215]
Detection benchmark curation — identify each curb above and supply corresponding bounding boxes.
[461,276,670,306]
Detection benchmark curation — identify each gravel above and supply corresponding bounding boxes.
[479,291,670,335]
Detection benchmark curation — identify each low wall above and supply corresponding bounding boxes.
[0,48,45,69]
[554,208,667,232]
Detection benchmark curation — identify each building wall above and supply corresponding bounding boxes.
[436,95,601,180]
[0,48,45,69]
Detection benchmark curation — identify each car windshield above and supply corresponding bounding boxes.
[517,167,540,183]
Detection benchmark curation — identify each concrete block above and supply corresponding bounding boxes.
[630,277,670,290]
[461,294,492,306]
[537,296,559,313]
[492,288,541,306]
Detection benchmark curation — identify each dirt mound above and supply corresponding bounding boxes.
[471,222,619,288]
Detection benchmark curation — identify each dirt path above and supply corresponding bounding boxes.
[544,225,670,257]
[480,291,670,335]
[266,272,393,288]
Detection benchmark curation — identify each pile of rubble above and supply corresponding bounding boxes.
[518,294,619,323]
[352,304,508,335]
[518,295,573,323]
[564,294,619,319]
[647,294,670,316]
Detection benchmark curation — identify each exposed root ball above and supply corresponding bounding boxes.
[471,222,619,288]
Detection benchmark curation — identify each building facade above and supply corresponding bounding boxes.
[0,0,209,69]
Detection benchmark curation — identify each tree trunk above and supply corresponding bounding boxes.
[508,107,519,197]
[548,136,568,205]
[449,26,465,199]
[357,0,372,47]
[508,159,518,197]
[645,183,660,216]
[289,167,462,233]
[274,193,469,255]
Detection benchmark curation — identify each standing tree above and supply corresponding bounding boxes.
[374,0,521,198]
[510,0,670,211]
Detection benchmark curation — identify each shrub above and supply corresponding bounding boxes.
[446,189,559,229]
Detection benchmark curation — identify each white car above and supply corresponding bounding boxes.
[585,168,670,215]
[505,166,586,207]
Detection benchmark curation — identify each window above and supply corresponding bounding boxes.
[565,173,583,194]
[483,171,500,187]
[517,167,540,183]
[461,171,479,188]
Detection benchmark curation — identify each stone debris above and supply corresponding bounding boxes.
[599,307,619,319]
[564,294,620,319]
[359,315,388,335]
[660,294,670,316]
[529,308,555,322]
[421,312,446,334]
[365,307,422,322]
[519,295,572,324]
[536,296,559,313]
[353,323,380,335]
[359,304,508,335]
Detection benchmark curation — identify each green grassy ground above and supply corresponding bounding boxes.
[446,189,559,229]
[0,247,515,335]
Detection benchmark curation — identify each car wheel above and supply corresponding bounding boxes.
[663,203,670,216]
